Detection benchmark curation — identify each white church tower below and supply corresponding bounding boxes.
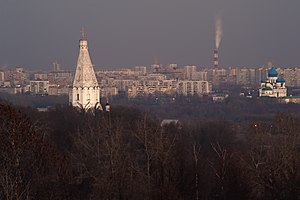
[69,29,101,110]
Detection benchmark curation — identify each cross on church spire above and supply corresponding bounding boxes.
[80,27,85,39]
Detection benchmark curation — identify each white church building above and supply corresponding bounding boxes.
[259,67,287,98]
[69,31,102,110]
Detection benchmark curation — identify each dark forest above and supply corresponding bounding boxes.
[0,95,299,200]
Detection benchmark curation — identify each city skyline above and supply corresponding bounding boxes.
[1,0,300,70]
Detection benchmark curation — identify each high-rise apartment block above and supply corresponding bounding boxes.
[183,65,197,80]
[30,80,49,95]
[177,81,211,96]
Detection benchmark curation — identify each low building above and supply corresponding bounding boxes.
[279,96,300,104]
[0,71,4,83]
[101,87,118,97]
[161,119,181,128]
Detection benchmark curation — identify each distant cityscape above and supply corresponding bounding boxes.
[1,62,300,99]
[0,31,299,105]
[1,17,299,105]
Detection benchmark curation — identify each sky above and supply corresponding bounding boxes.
[0,0,300,70]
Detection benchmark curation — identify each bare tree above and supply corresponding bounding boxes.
[0,104,68,200]
[192,143,201,200]
[209,142,232,200]
[245,116,300,200]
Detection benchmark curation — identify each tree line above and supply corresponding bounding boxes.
[0,102,299,199]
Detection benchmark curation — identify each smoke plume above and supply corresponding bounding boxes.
[215,16,223,49]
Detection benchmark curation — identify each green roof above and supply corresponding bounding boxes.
[262,87,272,91]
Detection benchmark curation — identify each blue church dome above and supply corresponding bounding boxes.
[268,67,278,77]
[276,77,285,83]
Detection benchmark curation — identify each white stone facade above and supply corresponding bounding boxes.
[69,37,101,110]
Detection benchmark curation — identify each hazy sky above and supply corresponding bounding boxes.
[1,0,300,70]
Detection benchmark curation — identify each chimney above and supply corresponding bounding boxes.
[213,49,218,68]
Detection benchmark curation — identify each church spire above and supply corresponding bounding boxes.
[69,30,101,110]
[73,32,98,88]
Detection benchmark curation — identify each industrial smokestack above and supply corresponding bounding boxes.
[214,49,218,68]
[213,15,222,68]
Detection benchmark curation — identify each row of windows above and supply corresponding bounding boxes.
[74,86,99,90]
[76,94,91,101]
